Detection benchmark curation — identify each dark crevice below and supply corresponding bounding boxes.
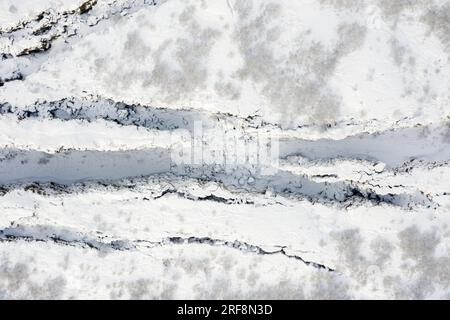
[160,236,334,271]
[0,97,205,131]
[0,165,437,209]
[0,72,23,87]
[0,0,98,34]
[79,0,98,15]
[17,39,52,56]
[0,225,334,271]
[152,188,254,205]
[0,94,395,132]
[0,0,160,59]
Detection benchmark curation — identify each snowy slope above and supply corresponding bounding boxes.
[0,0,449,299]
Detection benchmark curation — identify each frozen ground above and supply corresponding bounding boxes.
[0,0,449,299]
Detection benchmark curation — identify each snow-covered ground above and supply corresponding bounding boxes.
[0,0,449,299]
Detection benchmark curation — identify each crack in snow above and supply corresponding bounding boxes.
[0,225,334,271]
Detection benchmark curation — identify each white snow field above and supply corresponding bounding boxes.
[0,0,449,299]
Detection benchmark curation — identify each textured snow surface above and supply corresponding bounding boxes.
[0,0,449,299]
